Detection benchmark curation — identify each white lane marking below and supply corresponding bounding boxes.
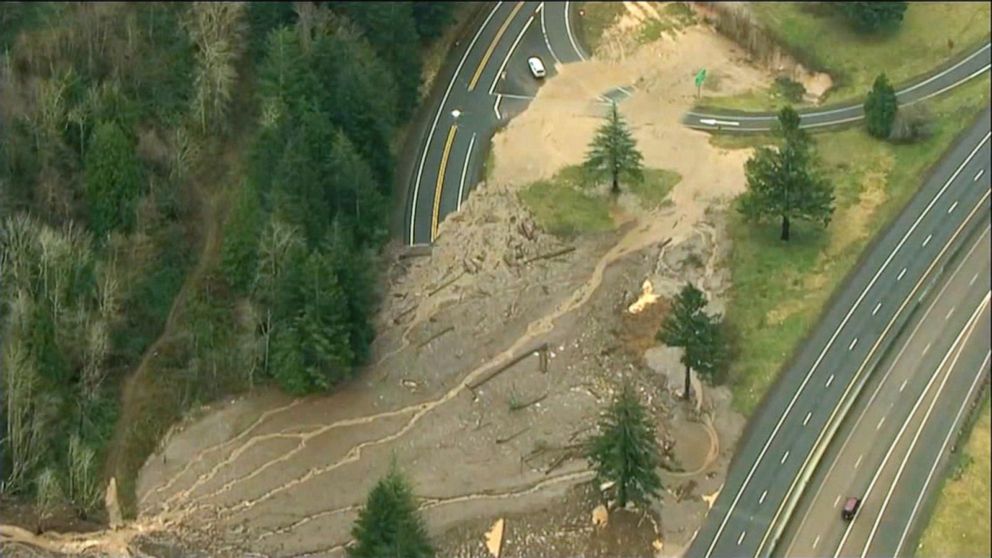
[563,1,586,61]
[489,11,535,95]
[849,338,859,351]
[703,134,990,558]
[685,43,991,122]
[892,350,992,557]
[410,2,502,243]
[813,535,822,550]
[922,342,932,356]
[774,219,992,558]
[975,169,986,182]
[923,233,933,247]
[759,490,768,504]
[835,294,990,558]
[825,374,835,388]
[970,272,980,286]
[737,531,746,545]
[946,306,956,321]
[498,92,536,100]
[904,63,992,107]
[538,3,561,65]
[781,451,790,465]
[876,416,886,430]
[948,201,959,214]
[899,378,908,392]
[456,133,477,211]
[803,411,812,426]
[854,454,863,469]
[834,495,842,508]
[699,118,741,126]
[897,267,908,281]
[872,302,882,315]
[493,94,503,120]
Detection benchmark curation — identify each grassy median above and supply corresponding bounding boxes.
[723,75,991,414]
[699,2,991,111]
[916,396,991,558]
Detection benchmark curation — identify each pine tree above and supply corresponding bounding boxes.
[221,179,263,293]
[327,130,387,246]
[584,101,644,195]
[864,73,898,139]
[841,2,908,32]
[776,104,806,147]
[84,120,142,236]
[658,282,726,399]
[586,382,662,508]
[349,465,435,558]
[738,108,834,241]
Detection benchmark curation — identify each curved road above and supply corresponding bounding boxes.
[776,225,990,557]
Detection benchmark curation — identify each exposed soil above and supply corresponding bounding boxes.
[1,8,767,557]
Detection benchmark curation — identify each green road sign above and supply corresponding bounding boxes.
[695,68,707,88]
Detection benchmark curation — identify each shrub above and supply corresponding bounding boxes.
[888,104,933,144]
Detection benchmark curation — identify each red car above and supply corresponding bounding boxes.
[842,496,861,521]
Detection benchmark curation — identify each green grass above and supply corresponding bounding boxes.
[639,3,697,44]
[576,2,625,55]
[519,165,614,237]
[700,2,990,111]
[630,168,681,209]
[917,396,991,558]
[724,75,990,414]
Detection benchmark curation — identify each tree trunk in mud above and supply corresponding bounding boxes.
[781,215,790,241]
[612,173,620,195]
[684,364,692,400]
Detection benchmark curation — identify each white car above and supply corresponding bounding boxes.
[527,56,546,79]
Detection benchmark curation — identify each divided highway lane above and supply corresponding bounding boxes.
[404,1,584,246]
[688,108,992,558]
[684,42,991,131]
[778,225,991,557]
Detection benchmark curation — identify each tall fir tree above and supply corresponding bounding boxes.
[584,101,644,195]
[658,282,726,399]
[349,464,435,558]
[586,382,662,508]
[864,73,898,139]
[84,120,142,237]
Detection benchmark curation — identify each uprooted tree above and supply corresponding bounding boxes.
[586,382,663,508]
[658,282,726,399]
[584,101,644,195]
[738,106,835,241]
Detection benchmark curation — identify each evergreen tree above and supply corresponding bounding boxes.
[586,382,662,508]
[349,465,435,558]
[584,101,644,195]
[658,283,726,399]
[84,121,142,236]
[327,220,378,364]
[841,2,908,32]
[327,130,387,246]
[738,110,834,241]
[864,73,898,139]
[776,104,806,147]
[221,180,263,293]
[412,2,455,42]
[297,247,354,387]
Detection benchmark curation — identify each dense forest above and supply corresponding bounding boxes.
[0,1,455,521]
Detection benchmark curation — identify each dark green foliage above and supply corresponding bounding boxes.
[246,1,297,58]
[840,2,908,32]
[584,102,644,195]
[658,283,727,399]
[327,222,379,364]
[776,105,805,146]
[864,74,898,139]
[221,180,263,293]
[412,2,456,42]
[332,2,422,120]
[586,382,662,508]
[84,121,143,236]
[773,75,806,103]
[327,131,389,246]
[349,465,435,558]
[738,106,834,241]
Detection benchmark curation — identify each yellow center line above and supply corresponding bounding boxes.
[468,2,524,92]
[432,125,458,241]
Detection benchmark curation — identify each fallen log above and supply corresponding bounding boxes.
[496,426,530,444]
[417,325,454,349]
[467,342,549,391]
[523,246,575,265]
[510,393,548,412]
[428,270,466,297]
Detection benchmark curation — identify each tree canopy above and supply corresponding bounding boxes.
[658,282,726,399]
[349,465,435,558]
[84,120,143,237]
[584,101,644,195]
[586,382,662,508]
[841,2,908,32]
[865,73,898,139]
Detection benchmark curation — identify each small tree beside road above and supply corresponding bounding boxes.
[738,106,834,241]
[349,464,435,558]
[658,282,726,399]
[586,382,662,508]
[584,101,644,195]
[865,73,898,139]
[841,2,908,33]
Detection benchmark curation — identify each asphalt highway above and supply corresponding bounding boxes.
[777,225,991,558]
[684,42,992,132]
[687,108,992,558]
[402,1,585,246]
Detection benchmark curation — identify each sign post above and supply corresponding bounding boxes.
[694,68,707,99]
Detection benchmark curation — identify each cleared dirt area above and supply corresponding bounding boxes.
[1,5,769,556]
